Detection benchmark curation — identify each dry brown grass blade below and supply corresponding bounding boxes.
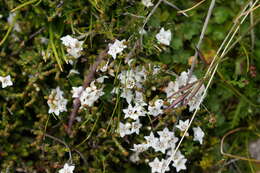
[178,0,206,14]
[220,127,260,163]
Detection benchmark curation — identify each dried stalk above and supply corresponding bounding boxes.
[187,0,216,82]
[178,0,206,14]
[67,49,108,135]
[220,127,260,163]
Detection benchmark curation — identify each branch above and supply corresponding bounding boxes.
[67,49,108,135]
[187,0,216,82]
[162,0,188,17]
[220,127,260,163]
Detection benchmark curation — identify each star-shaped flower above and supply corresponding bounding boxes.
[131,119,142,135]
[119,122,132,137]
[193,126,205,144]
[172,157,187,172]
[156,28,172,46]
[157,127,174,142]
[71,86,83,98]
[108,39,127,59]
[47,87,68,116]
[60,35,83,58]
[131,143,149,153]
[176,119,190,133]
[58,163,75,173]
[149,157,163,173]
[144,132,158,147]
[0,75,13,88]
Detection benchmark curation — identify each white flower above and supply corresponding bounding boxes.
[119,122,132,137]
[161,159,170,173]
[118,70,136,89]
[111,87,120,95]
[134,91,147,106]
[193,126,205,144]
[142,0,154,7]
[130,152,140,163]
[156,28,171,46]
[172,157,187,172]
[60,35,83,58]
[149,158,162,173]
[157,128,170,141]
[153,139,168,154]
[139,28,147,35]
[59,163,75,173]
[47,87,68,116]
[131,143,149,153]
[164,81,179,98]
[134,66,147,84]
[176,119,190,134]
[144,132,157,147]
[131,119,142,135]
[148,106,162,117]
[123,104,146,120]
[157,128,177,146]
[79,82,104,107]
[8,13,21,32]
[108,39,127,59]
[75,116,82,122]
[188,83,205,112]
[167,134,179,149]
[0,75,13,88]
[152,65,161,75]
[167,150,184,160]
[71,86,83,98]
[154,99,164,109]
[118,66,147,89]
[120,88,134,104]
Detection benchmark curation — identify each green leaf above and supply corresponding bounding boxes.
[171,36,183,50]
[214,7,231,24]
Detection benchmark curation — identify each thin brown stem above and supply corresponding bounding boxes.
[167,80,199,99]
[220,127,260,163]
[187,0,216,82]
[67,49,108,135]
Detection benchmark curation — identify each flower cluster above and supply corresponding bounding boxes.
[61,35,83,58]
[115,65,206,172]
[130,127,188,173]
[49,18,204,172]
[72,81,105,109]
[47,87,68,116]
[80,82,104,108]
